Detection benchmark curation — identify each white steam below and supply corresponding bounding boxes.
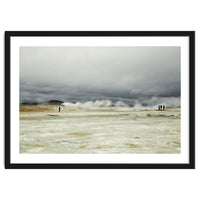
[63,97,180,109]
[143,96,180,108]
[63,100,112,107]
[115,101,129,107]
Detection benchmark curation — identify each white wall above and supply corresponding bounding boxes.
[0,1,199,200]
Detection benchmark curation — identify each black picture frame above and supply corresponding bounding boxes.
[5,31,195,169]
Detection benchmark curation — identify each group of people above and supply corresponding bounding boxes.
[158,104,166,110]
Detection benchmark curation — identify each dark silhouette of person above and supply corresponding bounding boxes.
[58,107,61,112]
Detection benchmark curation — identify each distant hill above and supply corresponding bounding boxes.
[45,100,64,105]
[21,100,64,105]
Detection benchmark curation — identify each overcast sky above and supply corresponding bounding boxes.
[20,46,180,104]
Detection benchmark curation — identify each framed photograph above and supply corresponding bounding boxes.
[5,31,195,169]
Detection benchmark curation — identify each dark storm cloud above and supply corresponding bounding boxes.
[20,46,180,103]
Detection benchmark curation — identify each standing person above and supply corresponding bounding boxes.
[58,106,61,112]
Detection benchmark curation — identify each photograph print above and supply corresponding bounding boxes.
[5,31,195,169]
[20,46,181,154]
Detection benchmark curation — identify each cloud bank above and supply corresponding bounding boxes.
[20,46,180,106]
